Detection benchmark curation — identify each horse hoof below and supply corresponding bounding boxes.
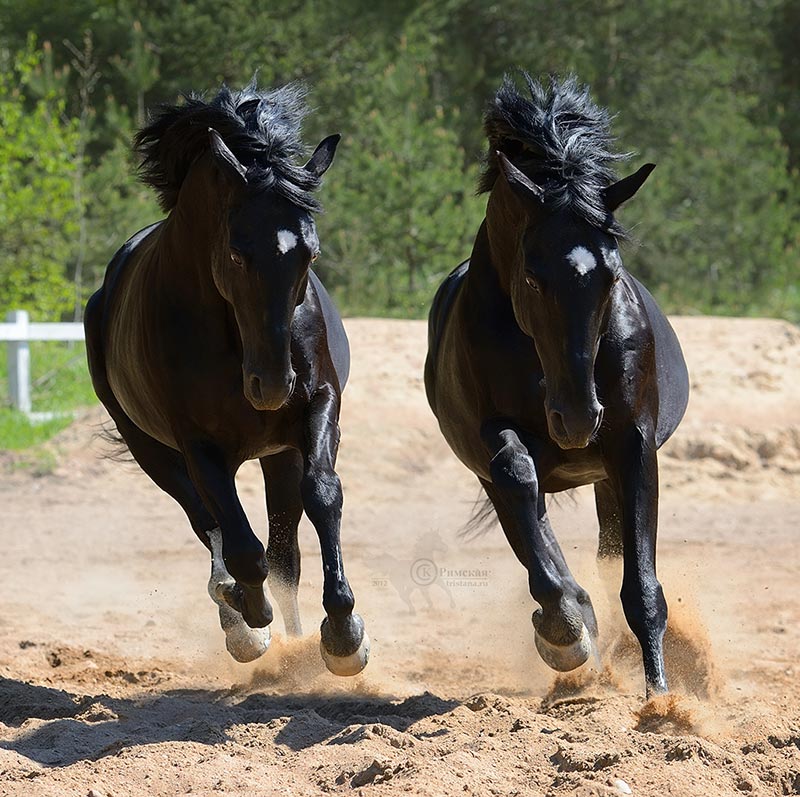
[534,622,592,672]
[218,604,271,663]
[320,623,370,677]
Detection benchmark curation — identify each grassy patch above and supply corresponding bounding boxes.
[0,341,97,450]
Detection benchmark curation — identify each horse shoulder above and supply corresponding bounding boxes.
[305,270,349,394]
[622,275,690,447]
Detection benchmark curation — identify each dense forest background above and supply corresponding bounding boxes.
[0,0,798,322]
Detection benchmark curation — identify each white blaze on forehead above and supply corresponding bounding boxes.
[566,246,597,275]
[276,229,298,255]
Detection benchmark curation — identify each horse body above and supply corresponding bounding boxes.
[425,75,688,696]
[427,234,688,490]
[97,218,348,460]
[85,83,368,674]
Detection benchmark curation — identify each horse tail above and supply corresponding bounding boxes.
[459,486,578,541]
[459,487,498,540]
[94,419,134,463]
[547,490,579,510]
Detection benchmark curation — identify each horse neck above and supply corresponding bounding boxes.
[463,180,525,313]
[157,157,229,297]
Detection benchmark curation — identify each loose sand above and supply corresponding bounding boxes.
[0,316,798,796]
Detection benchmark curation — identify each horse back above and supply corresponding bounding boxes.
[425,260,469,409]
[97,222,163,322]
[630,276,690,447]
[308,269,350,392]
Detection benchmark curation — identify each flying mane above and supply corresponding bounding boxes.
[480,73,631,236]
[135,80,323,213]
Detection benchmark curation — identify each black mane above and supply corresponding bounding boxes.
[135,80,322,213]
[480,73,630,235]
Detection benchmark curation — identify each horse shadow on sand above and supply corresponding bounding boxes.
[0,676,458,767]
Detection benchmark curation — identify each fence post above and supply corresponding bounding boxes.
[6,310,31,413]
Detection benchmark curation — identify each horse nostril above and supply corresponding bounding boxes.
[549,409,567,439]
[248,374,262,401]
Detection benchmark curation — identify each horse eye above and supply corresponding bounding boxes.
[230,250,244,267]
[310,251,319,263]
[525,274,541,292]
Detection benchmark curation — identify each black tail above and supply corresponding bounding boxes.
[459,487,498,540]
[458,484,578,542]
[93,419,134,463]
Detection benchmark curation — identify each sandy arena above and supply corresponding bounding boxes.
[0,317,798,796]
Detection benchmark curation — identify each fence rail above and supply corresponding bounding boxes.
[0,310,85,414]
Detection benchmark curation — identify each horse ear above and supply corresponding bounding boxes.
[496,151,544,206]
[603,163,656,211]
[208,128,248,186]
[304,134,341,177]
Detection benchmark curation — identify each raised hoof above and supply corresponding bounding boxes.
[320,631,370,676]
[218,603,271,663]
[534,622,592,672]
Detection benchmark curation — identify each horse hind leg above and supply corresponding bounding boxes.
[594,479,624,606]
[261,451,304,636]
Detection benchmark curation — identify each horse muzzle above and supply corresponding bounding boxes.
[546,402,604,449]
[243,367,296,411]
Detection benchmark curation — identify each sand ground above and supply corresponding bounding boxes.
[0,316,798,796]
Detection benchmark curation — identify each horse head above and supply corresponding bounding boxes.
[207,129,340,411]
[493,153,654,449]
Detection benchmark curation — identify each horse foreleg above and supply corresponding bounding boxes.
[301,386,369,677]
[206,527,270,662]
[603,425,668,697]
[481,423,592,673]
[183,442,273,635]
[261,450,304,636]
[537,501,599,642]
[91,406,268,662]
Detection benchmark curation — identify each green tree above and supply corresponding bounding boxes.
[0,40,78,319]
[82,97,161,298]
[317,35,484,316]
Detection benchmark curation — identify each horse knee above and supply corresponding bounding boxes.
[489,445,538,494]
[301,469,342,520]
[224,542,268,587]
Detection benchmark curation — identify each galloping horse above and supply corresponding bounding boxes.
[85,82,369,675]
[425,75,689,696]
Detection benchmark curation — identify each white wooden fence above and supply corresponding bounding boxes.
[0,310,85,414]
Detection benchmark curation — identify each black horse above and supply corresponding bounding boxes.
[425,75,689,696]
[85,82,369,675]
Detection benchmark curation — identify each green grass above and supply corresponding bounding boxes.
[0,341,97,450]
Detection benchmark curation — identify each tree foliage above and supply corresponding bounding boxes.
[0,40,77,318]
[318,36,483,315]
[0,0,796,321]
